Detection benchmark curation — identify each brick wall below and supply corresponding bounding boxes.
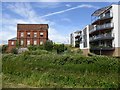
[17,24,48,47]
[7,40,17,52]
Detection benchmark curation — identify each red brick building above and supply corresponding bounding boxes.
[8,24,49,51]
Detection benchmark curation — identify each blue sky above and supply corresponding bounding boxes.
[1,2,115,44]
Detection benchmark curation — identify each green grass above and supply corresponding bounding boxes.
[2,52,119,88]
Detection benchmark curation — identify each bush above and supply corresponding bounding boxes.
[11,48,18,54]
[37,45,44,50]
[2,45,8,53]
[44,40,53,51]
[56,44,65,54]
[28,45,45,51]
[28,45,37,51]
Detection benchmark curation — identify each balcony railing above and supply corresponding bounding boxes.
[89,23,114,34]
[92,13,113,24]
[99,13,112,20]
[75,35,80,38]
[90,45,115,51]
[89,33,114,42]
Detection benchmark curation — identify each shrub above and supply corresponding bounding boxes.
[2,45,8,53]
[88,53,96,56]
[37,45,44,50]
[28,45,45,51]
[11,48,18,54]
[44,40,53,51]
[56,44,65,54]
[28,45,37,51]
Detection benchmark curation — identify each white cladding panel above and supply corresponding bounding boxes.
[80,25,90,49]
[118,5,120,47]
[112,5,119,47]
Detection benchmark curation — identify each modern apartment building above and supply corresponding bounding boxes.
[8,24,49,51]
[89,4,120,56]
[70,25,90,55]
[80,25,90,56]
[70,4,120,57]
[70,31,81,47]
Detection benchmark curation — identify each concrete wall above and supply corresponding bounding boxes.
[118,5,120,47]
[112,5,119,47]
[81,49,90,56]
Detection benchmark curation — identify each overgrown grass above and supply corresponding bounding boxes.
[2,51,119,88]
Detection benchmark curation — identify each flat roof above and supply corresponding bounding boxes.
[17,24,49,26]
[92,6,112,16]
[17,24,49,30]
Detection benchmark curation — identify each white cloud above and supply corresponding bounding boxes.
[2,2,68,44]
[65,4,71,7]
[49,27,69,44]
[40,4,99,18]
[33,2,61,8]
[61,18,71,23]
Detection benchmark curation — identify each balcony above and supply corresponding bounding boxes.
[89,23,114,34]
[90,45,115,51]
[92,13,113,25]
[89,33,114,42]
[75,35,80,38]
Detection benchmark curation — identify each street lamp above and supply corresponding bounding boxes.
[99,45,102,55]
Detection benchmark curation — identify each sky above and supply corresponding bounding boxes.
[1,1,117,44]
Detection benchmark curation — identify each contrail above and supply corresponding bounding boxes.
[40,4,99,18]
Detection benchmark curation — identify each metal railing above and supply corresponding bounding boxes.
[92,13,113,23]
[89,33,114,41]
[99,13,112,20]
[89,23,114,34]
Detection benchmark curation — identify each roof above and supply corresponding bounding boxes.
[92,6,112,16]
[9,37,17,41]
[17,24,49,26]
[17,24,49,30]
[74,30,81,33]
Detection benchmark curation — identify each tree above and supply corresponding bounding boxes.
[56,44,65,54]
[16,40,19,48]
[44,40,53,51]
[11,48,18,54]
[2,45,8,53]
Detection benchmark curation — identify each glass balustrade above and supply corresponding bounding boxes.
[89,33,113,41]
[89,23,113,34]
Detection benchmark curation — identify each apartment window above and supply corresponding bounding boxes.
[34,32,37,37]
[20,40,24,45]
[27,40,30,45]
[34,40,37,45]
[27,32,30,37]
[21,32,24,37]
[40,32,43,37]
[83,29,87,48]
[11,41,14,45]
[40,41,43,45]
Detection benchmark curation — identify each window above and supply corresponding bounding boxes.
[40,32,43,37]
[83,29,87,48]
[34,40,37,45]
[27,32,30,37]
[40,41,43,45]
[20,40,24,45]
[11,41,14,45]
[21,32,24,37]
[34,32,37,37]
[27,40,30,45]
